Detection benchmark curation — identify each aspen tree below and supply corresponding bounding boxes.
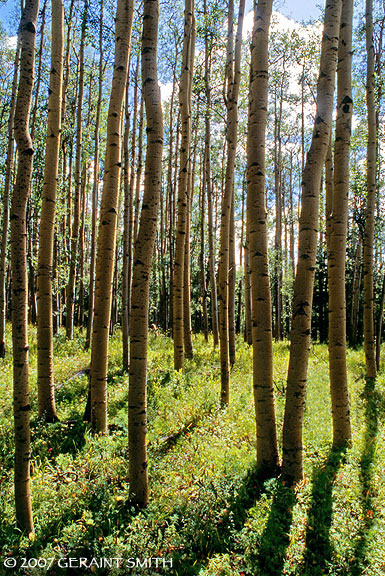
[122,83,132,371]
[247,0,279,475]
[129,0,163,507]
[204,0,219,346]
[282,0,342,483]
[133,97,144,243]
[183,97,198,356]
[25,1,46,328]
[30,0,46,141]
[36,0,64,421]
[86,0,104,351]
[200,161,209,341]
[11,0,40,533]
[350,233,362,346]
[363,0,377,379]
[90,0,134,432]
[122,55,139,371]
[183,70,197,360]
[167,59,178,333]
[244,231,252,346]
[183,158,195,356]
[273,91,284,341]
[173,0,195,370]
[229,192,236,364]
[327,0,353,446]
[218,0,245,405]
[0,33,21,358]
[65,0,88,339]
[376,272,385,369]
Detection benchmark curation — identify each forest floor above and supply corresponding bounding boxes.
[1,328,385,576]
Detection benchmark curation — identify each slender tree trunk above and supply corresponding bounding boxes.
[173,0,195,370]
[122,54,139,370]
[289,152,295,277]
[133,98,144,244]
[85,0,104,350]
[11,0,40,534]
[129,0,163,507]
[282,0,342,484]
[183,103,196,359]
[200,162,209,341]
[30,0,46,140]
[229,191,236,365]
[89,0,134,433]
[77,163,88,328]
[36,0,64,422]
[247,0,279,476]
[218,0,245,405]
[122,82,131,370]
[65,142,73,261]
[327,0,353,447]
[0,34,21,358]
[203,5,219,346]
[65,0,88,339]
[350,232,362,346]
[127,64,141,323]
[363,0,377,379]
[167,67,177,334]
[27,226,37,325]
[376,270,385,370]
[237,176,245,335]
[274,91,283,341]
[244,219,252,345]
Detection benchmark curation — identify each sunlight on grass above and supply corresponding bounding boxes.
[1,326,385,575]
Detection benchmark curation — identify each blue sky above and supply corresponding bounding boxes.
[244,0,322,21]
[0,0,323,35]
[277,0,322,21]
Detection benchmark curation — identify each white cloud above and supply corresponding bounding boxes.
[7,35,17,49]
[160,81,174,103]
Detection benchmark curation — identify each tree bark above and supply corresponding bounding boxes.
[244,228,252,346]
[129,0,163,507]
[273,90,283,341]
[85,0,104,351]
[36,0,64,422]
[183,106,196,359]
[376,270,385,370]
[363,0,377,379]
[173,0,195,370]
[350,232,362,346]
[65,0,88,340]
[282,0,342,484]
[218,0,245,405]
[133,98,144,244]
[200,160,209,341]
[0,33,21,358]
[247,0,279,476]
[327,0,353,447]
[90,0,134,433]
[229,191,236,365]
[11,0,40,534]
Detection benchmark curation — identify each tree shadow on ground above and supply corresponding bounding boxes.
[302,446,346,575]
[173,466,296,576]
[168,464,267,575]
[350,377,385,576]
[256,480,296,576]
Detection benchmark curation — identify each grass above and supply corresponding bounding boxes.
[0,326,385,575]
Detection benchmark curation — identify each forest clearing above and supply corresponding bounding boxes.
[0,0,385,573]
[1,329,385,575]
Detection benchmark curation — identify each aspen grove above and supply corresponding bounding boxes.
[0,0,385,573]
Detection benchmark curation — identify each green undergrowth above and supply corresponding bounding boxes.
[0,327,385,575]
